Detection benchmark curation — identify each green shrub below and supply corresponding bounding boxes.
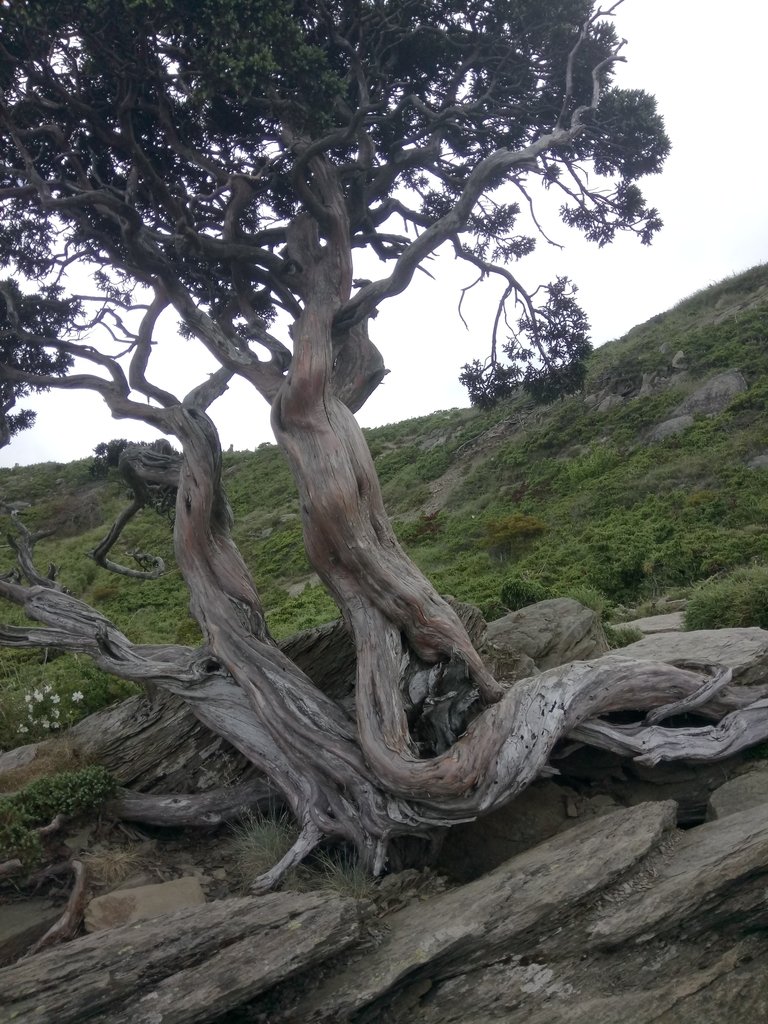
[500,575,553,610]
[0,765,115,868]
[684,566,768,630]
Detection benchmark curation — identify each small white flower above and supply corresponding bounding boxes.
[71,691,84,703]
[27,712,35,721]
[17,724,29,734]
[33,689,43,702]
[52,707,60,718]
[24,694,32,704]
[43,684,52,694]
[51,694,61,705]
[50,721,60,729]
[40,719,50,729]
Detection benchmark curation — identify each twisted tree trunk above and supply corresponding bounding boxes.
[4,203,768,890]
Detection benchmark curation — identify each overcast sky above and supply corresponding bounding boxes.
[2,0,767,468]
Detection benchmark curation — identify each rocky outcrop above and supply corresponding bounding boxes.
[274,798,768,1024]
[706,763,768,821]
[482,598,609,680]
[0,892,364,1024]
[672,369,747,417]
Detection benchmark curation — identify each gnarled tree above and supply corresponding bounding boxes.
[3,0,767,886]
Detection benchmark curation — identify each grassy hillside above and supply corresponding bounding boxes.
[2,263,768,746]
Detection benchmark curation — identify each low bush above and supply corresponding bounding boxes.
[684,566,768,630]
[604,624,644,649]
[0,765,116,868]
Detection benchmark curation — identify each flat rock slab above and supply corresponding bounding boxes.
[285,801,676,1023]
[84,875,206,932]
[618,627,768,684]
[0,891,363,1024]
[619,612,684,634]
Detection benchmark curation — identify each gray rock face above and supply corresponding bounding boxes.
[483,599,609,679]
[672,369,747,417]
[1,892,362,1024]
[283,800,768,1024]
[84,875,206,932]
[648,414,694,441]
[747,452,768,469]
[617,627,768,685]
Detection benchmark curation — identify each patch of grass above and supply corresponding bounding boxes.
[312,847,378,900]
[229,811,300,889]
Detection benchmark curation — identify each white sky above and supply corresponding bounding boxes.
[2,0,767,468]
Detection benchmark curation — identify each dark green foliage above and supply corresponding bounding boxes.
[684,566,768,631]
[0,765,115,868]
[461,278,594,407]
[0,0,668,409]
[90,439,131,477]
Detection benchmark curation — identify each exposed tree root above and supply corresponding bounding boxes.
[250,822,324,894]
[24,859,87,956]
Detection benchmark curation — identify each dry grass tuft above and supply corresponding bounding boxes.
[85,845,147,887]
[229,811,300,889]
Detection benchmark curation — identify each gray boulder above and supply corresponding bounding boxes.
[673,369,747,417]
[597,394,625,413]
[483,598,609,680]
[648,414,694,441]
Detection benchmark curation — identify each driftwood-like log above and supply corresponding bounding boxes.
[0,892,364,1024]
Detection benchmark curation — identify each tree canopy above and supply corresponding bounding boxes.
[0,0,669,412]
